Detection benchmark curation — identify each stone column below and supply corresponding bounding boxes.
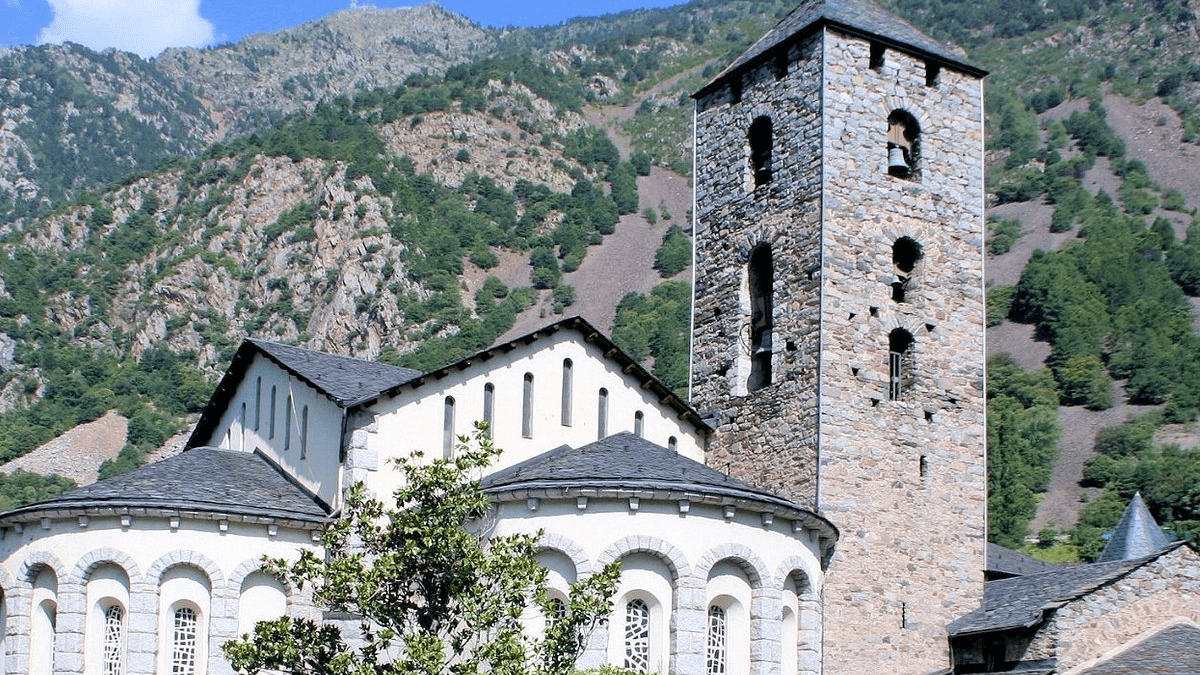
[4,585,31,675]
[673,576,707,675]
[751,585,782,675]
[54,580,86,675]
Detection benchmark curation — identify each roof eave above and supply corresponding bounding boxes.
[694,18,986,100]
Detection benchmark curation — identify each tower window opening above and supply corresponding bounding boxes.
[891,236,923,303]
[748,245,774,392]
[887,110,920,179]
[561,359,573,426]
[748,116,773,188]
[774,50,788,79]
[634,411,644,438]
[597,388,609,440]
[889,329,915,401]
[870,42,885,69]
[443,396,456,458]
[926,62,941,87]
[483,383,495,437]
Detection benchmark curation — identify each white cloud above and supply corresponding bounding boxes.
[38,0,215,58]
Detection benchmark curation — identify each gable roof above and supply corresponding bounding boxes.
[481,431,837,542]
[1076,623,1200,675]
[0,447,330,525]
[696,0,984,98]
[948,543,1186,636]
[1097,492,1173,563]
[189,316,708,450]
[986,543,1060,579]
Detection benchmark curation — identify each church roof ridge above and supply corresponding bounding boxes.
[481,431,838,541]
[1096,491,1174,563]
[0,447,330,526]
[696,0,983,98]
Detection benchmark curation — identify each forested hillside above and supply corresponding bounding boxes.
[0,0,1199,560]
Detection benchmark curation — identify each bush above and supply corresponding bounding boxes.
[988,218,1022,255]
[654,225,690,278]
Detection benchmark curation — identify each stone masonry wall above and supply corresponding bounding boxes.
[1031,546,1200,672]
[816,29,987,675]
[692,32,824,509]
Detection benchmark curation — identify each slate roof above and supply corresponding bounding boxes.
[1097,491,1173,563]
[986,543,1060,579]
[0,447,329,524]
[249,338,422,407]
[948,543,1186,636]
[1075,623,1200,675]
[481,432,837,540]
[697,0,983,97]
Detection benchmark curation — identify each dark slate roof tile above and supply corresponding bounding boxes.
[249,338,422,406]
[1097,491,1173,563]
[987,543,1060,578]
[482,432,836,540]
[949,544,1184,635]
[701,0,980,97]
[1075,623,1200,675]
[0,447,329,523]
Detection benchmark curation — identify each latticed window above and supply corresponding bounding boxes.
[547,598,567,625]
[171,607,198,674]
[706,605,727,675]
[103,604,125,675]
[624,599,651,672]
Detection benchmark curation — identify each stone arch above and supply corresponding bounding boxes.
[881,98,928,130]
[20,551,67,583]
[772,556,821,592]
[229,558,297,599]
[146,550,224,588]
[597,535,691,580]
[536,532,593,576]
[69,547,141,585]
[695,544,770,588]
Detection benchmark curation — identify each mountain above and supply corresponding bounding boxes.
[1,0,1200,559]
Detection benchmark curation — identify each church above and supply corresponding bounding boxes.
[0,0,1197,673]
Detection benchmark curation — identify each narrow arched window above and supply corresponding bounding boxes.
[889,329,915,400]
[284,395,293,451]
[300,404,309,459]
[239,402,247,452]
[443,396,456,458]
[624,599,651,672]
[254,376,262,430]
[668,436,678,452]
[522,373,534,439]
[597,388,609,440]
[483,383,495,437]
[561,359,573,426]
[706,605,728,675]
[748,245,774,392]
[269,385,277,439]
[634,411,644,437]
[748,116,773,188]
[103,604,125,675]
[171,607,198,674]
[891,237,923,303]
[887,110,921,179]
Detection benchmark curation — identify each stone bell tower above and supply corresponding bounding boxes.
[689,1,987,673]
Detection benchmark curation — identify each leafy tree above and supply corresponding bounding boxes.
[225,427,620,675]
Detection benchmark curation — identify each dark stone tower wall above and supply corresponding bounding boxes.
[693,33,824,508]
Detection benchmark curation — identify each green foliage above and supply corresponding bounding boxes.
[1063,102,1125,159]
[224,427,620,675]
[611,281,692,395]
[1055,353,1112,409]
[609,163,639,215]
[653,225,691,278]
[630,151,652,176]
[986,354,1062,548]
[0,470,76,512]
[987,284,1015,327]
[987,218,1022,255]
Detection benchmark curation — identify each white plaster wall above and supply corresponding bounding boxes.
[488,496,825,674]
[363,332,706,498]
[202,356,344,507]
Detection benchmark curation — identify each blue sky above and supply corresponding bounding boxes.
[0,0,686,59]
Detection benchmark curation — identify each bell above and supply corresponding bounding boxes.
[888,146,909,175]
